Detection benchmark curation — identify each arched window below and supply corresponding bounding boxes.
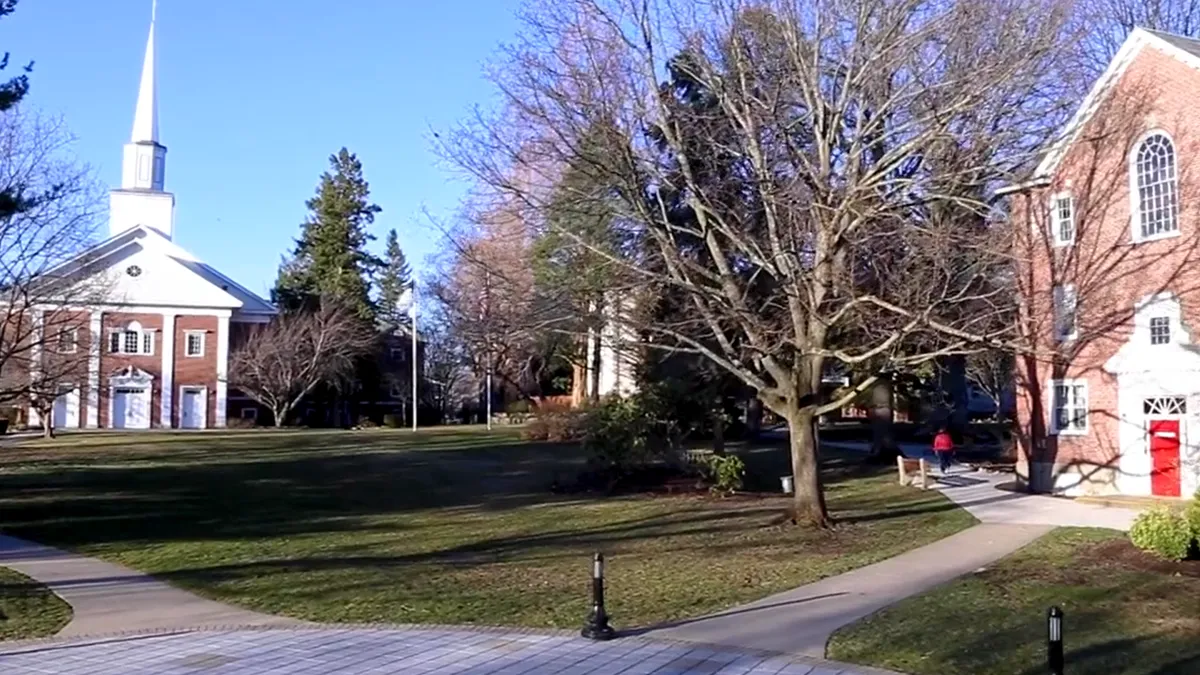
[1134,132,1179,240]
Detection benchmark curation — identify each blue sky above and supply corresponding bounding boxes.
[4,0,522,298]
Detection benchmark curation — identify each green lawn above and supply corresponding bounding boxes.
[0,566,72,641]
[0,428,974,630]
[828,527,1200,675]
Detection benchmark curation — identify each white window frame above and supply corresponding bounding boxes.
[1130,130,1181,243]
[58,328,79,354]
[1053,284,1078,342]
[389,347,404,361]
[389,382,405,399]
[1149,316,1171,345]
[184,330,206,358]
[107,323,155,355]
[240,407,258,421]
[1050,191,1074,247]
[1049,379,1088,436]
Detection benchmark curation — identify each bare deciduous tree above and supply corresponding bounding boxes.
[0,110,105,434]
[228,302,376,427]
[443,0,1079,526]
[1074,0,1200,78]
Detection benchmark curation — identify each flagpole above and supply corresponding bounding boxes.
[411,284,418,433]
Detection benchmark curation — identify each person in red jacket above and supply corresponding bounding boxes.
[932,427,955,474]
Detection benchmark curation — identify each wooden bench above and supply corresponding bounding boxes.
[897,456,931,489]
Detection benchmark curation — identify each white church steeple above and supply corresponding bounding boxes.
[110,0,175,239]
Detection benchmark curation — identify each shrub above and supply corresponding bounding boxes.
[382,413,401,429]
[226,416,256,430]
[355,416,379,429]
[1186,491,1200,542]
[520,411,586,442]
[506,399,533,415]
[1129,507,1195,561]
[582,395,673,473]
[701,454,745,495]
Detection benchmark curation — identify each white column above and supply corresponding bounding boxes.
[86,311,101,428]
[215,314,229,427]
[160,312,175,428]
[28,310,44,428]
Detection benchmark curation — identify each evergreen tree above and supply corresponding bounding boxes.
[274,148,383,318]
[377,228,412,329]
[0,1,35,221]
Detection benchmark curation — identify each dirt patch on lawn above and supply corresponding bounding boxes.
[1088,538,1200,578]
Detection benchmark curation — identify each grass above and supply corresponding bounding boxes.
[828,527,1200,675]
[0,427,974,630]
[0,566,72,641]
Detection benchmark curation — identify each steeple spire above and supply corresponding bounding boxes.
[131,0,158,143]
[111,0,174,239]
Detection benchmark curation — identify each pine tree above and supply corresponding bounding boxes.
[377,228,412,329]
[0,1,35,221]
[274,148,383,318]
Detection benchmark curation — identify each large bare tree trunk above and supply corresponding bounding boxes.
[869,377,898,463]
[746,398,763,439]
[788,408,829,528]
[40,409,54,439]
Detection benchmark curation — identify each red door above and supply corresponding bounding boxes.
[1150,419,1182,497]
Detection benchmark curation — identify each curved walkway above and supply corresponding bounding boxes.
[0,535,298,637]
[649,464,1142,658]
[0,627,903,674]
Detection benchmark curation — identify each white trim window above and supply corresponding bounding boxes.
[1133,132,1179,241]
[240,407,258,421]
[57,328,79,354]
[184,331,205,358]
[1051,192,1074,246]
[1150,316,1171,345]
[107,322,154,355]
[1050,379,1088,435]
[1053,284,1078,341]
[389,382,405,399]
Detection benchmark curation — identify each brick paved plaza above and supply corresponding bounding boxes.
[0,628,896,675]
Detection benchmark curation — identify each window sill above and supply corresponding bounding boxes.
[1051,429,1088,437]
[1052,239,1074,248]
[1133,230,1181,245]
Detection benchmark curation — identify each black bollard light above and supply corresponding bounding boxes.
[580,552,615,640]
[1047,606,1064,675]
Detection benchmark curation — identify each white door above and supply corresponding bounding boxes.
[52,385,79,429]
[180,389,205,429]
[112,387,150,429]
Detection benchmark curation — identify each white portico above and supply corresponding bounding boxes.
[1104,292,1200,497]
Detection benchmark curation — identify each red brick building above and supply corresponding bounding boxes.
[1008,28,1200,497]
[28,9,274,430]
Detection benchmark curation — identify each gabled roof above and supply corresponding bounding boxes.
[46,225,275,315]
[1027,28,1200,186]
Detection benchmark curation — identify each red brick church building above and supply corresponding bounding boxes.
[28,8,275,430]
[1009,28,1200,497]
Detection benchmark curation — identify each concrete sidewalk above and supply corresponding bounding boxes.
[0,535,299,637]
[645,522,1049,658]
[930,469,1141,531]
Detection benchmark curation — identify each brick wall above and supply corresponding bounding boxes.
[172,315,218,427]
[1015,43,1200,477]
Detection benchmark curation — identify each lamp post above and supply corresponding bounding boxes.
[580,552,615,640]
[1047,606,1064,675]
